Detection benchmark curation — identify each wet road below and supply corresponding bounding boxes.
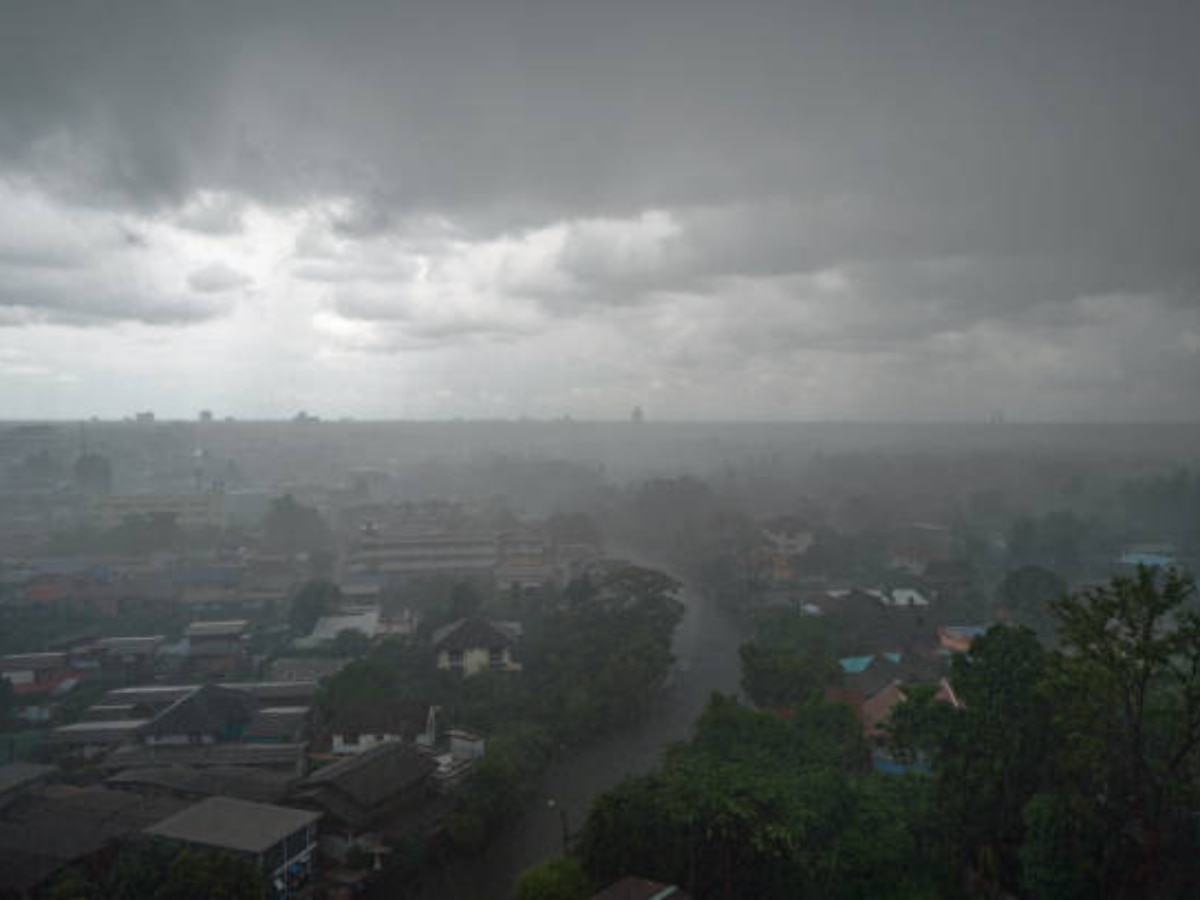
[407,573,749,899]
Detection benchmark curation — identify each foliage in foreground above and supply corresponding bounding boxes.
[576,566,1200,900]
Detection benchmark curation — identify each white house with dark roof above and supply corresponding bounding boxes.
[431,617,522,676]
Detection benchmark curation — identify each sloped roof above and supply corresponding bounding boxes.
[104,741,308,771]
[267,656,350,683]
[0,652,66,671]
[0,786,189,891]
[186,620,248,638]
[106,764,296,804]
[144,684,255,739]
[861,680,907,737]
[839,654,875,674]
[0,763,54,797]
[49,719,149,745]
[431,616,517,652]
[95,636,164,656]
[326,700,418,737]
[146,796,320,854]
[297,742,436,828]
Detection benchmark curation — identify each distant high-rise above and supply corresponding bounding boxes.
[631,406,645,425]
[199,410,213,423]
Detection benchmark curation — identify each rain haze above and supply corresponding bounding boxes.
[2,5,1200,900]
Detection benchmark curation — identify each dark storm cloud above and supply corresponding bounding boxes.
[1,0,1198,416]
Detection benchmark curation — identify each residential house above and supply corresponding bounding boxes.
[185,619,249,677]
[91,635,164,683]
[291,741,448,861]
[145,796,320,898]
[327,698,424,755]
[861,677,963,773]
[0,653,77,699]
[886,523,953,575]
[870,587,931,608]
[103,740,309,774]
[937,624,991,654]
[432,617,522,676]
[106,764,297,805]
[0,785,189,897]
[142,684,256,745]
[297,608,380,649]
[48,719,150,755]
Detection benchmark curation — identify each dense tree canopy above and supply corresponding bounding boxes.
[578,695,934,900]
[262,494,331,554]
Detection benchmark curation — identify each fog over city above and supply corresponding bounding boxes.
[2,4,1200,900]
[2,1,1197,421]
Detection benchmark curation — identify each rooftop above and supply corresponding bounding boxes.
[145,796,320,854]
[107,765,296,804]
[431,616,519,652]
[185,620,249,638]
[0,763,55,797]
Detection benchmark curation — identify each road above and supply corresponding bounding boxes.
[403,573,750,899]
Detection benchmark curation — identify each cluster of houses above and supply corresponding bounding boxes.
[0,599,542,897]
[0,551,304,619]
[750,519,995,770]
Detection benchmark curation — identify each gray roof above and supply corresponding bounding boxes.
[0,652,66,671]
[143,684,255,739]
[186,620,249,638]
[295,742,436,829]
[267,656,350,683]
[49,719,149,745]
[0,763,55,797]
[0,786,189,892]
[106,765,295,804]
[145,796,320,854]
[95,636,164,655]
[103,681,317,707]
[104,741,308,771]
[431,616,519,653]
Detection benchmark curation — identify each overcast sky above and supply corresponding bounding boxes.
[0,1,1197,421]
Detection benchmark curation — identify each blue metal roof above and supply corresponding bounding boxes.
[839,654,875,674]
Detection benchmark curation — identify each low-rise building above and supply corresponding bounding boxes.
[431,617,522,676]
[145,796,321,898]
[185,619,250,677]
[292,741,445,861]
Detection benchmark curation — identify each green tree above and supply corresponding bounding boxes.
[155,848,266,900]
[996,564,1066,637]
[330,627,371,658]
[738,642,836,709]
[1045,566,1200,898]
[263,494,331,555]
[288,580,340,635]
[580,695,932,899]
[515,856,592,900]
